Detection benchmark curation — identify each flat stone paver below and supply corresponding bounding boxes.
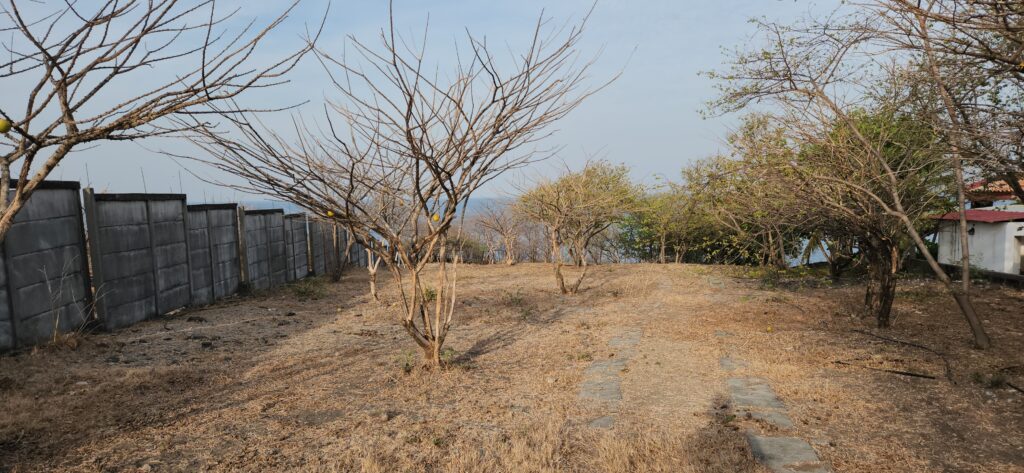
[578,328,643,428]
[719,356,748,372]
[742,409,795,429]
[588,415,615,429]
[747,434,829,473]
[727,377,786,409]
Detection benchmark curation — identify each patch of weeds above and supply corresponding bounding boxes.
[290,277,327,300]
[397,350,417,374]
[764,294,789,304]
[422,286,437,303]
[440,347,460,364]
[609,289,622,298]
[237,281,254,297]
[759,268,781,289]
[573,351,594,362]
[972,371,1008,389]
[500,287,526,306]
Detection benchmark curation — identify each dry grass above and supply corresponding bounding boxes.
[0,263,1021,472]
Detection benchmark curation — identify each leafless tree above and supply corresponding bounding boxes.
[477,201,522,265]
[0,0,318,240]
[185,5,606,366]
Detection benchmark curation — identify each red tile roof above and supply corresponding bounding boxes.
[936,209,1024,223]
[967,179,1024,201]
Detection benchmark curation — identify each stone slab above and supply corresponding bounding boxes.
[747,434,829,473]
[580,379,622,402]
[728,377,786,410]
[588,415,615,429]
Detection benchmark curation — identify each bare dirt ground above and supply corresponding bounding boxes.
[1,263,1022,472]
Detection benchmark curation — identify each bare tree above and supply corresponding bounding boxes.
[477,201,522,265]
[517,160,639,294]
[186,6,605,366]
[0,0,318,240]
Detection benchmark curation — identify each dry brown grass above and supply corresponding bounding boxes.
[0,263,1021,472]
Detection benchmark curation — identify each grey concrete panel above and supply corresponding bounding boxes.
[267,213,287,287]
[4,215,82,257]
[15,190,80,222]
[97,200,147,227]
[284,215,308,282]
[100,248,153,281]
[98,224,151,254]
[187,210,214,305]
[0,186,91,349]
[0,259,11,351]
[90,194,189,329]
[310,221,327,275]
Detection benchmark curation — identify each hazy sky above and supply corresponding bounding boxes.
[11,0,838,202]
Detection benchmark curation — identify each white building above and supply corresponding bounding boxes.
[937,209,1024,275]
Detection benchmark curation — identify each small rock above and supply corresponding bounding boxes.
[186,316,207,323]
[75,381,89,386]
[285,311,296,317]
[201,341,214,349]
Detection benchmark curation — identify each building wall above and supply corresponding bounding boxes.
[938,221,1023,274]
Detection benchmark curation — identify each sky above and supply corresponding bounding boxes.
[5,0,839,203]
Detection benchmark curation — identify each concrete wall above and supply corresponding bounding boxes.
[1,183,359,352]
[187,204,242,305]
[244,210,287,290]
[0,182,91,350]
[284,214,308,281]
[938,220,1024,274]
[86,193,191,329]
[309,220,329,275]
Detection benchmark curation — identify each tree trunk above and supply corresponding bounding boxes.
[423,342,442,367]
[504,237,517,265]
[659,233,667,264]
[367,249,380,300]
[862,239,899,328]
[551,232,569,294]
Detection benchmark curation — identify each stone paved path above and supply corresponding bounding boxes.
[723,355,830,473]
[578,327,642,429]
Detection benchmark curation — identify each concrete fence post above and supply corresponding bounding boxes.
[180,198,194,309]
[144,201,161,315]
[81,188,108,322]
[236,206,249,286]
[205,209,217,302]
[306,215,313,277]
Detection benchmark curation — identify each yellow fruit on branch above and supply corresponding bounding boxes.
[326,210,335,218]
[432,213,440,222]
[0,118,11,134]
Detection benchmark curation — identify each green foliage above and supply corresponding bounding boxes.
[422,286,437,303]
